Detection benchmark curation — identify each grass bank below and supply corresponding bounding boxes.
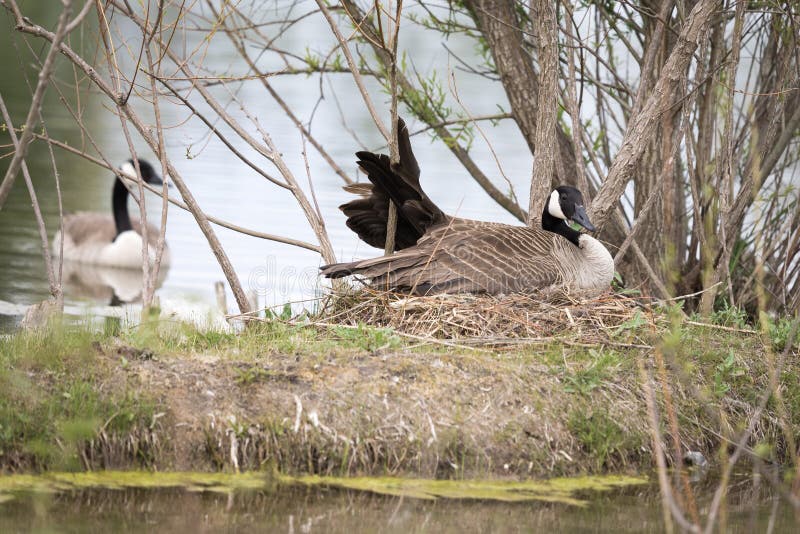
[0,299,797,480]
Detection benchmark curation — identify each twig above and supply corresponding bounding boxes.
[0,94,62,305]
[315,0,390,141]
[0,0,73,209]
[30,136,322,252]
[384,0,403,255]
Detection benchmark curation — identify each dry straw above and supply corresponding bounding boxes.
[315,287,660,349]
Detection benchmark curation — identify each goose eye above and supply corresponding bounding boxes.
[560,195,567,201]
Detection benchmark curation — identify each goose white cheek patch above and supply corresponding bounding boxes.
[120,161,136,179]
[548,190,567,220]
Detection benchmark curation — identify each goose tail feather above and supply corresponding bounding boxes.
[340,118,447,251]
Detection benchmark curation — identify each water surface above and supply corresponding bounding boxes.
[0,479,792,533]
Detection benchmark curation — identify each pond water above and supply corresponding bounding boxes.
[0,2,534,331]
[0,478,793,533]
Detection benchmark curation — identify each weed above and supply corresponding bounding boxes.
[766,315,799,352]
[712,350,746,398]
[568,410,637,470]
[233,365,271,385]
[612,310,647,336]
[708,301,749,329]
[563,349,621,396]
[331,324,401,352]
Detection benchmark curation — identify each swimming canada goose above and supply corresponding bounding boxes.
[52,159,171,268]
[321,118,614,295]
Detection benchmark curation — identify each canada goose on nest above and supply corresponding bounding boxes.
[52,159,170,268]
[321,119,614,295]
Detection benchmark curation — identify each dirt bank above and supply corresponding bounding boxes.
[2,298,796,478]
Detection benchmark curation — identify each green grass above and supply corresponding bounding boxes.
[0,319,156,471]
[118,318,403,360]
[562,348,624,396]
[567,410,641,471]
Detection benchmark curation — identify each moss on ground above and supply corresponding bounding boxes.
[0,307,797,479]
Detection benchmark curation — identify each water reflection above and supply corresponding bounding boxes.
[0,483,793,533]
[61,261,169,306]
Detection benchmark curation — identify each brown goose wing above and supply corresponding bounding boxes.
[61,213,116,245]
[322,221,563,295]
[61,213,162,248]
[409,223,563,293]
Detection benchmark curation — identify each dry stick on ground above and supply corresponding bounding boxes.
[528,0,557,223]
[0,0,73,210]
[10,9,253,316]
[340,0,527,222]
[590,0,717,229]
[0,95,62,306]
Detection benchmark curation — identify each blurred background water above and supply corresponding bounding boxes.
[0,1,535,330]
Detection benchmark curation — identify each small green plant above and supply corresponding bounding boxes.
[264,303,293,321]
[332,324,401,352]
[766,315,799,352]
[563,349,620,396]
[708,301,749,329]
[233,365,271,385]
[568,410,635,470]
[712,350,746,398]
[613,310,646,336]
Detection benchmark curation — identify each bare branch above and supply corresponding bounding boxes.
[590,0,717,228]
[0,0,73,210]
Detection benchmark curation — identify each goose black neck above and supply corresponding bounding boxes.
[112,177,133,238]
[541,207,581,247]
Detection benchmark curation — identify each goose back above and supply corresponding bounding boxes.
[53,213,169,268]
[324,220,570,294]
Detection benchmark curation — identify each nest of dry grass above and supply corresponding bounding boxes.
[317,288,659,347]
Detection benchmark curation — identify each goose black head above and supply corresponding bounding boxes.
[547,185,595,232]
[121,159,164,186]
